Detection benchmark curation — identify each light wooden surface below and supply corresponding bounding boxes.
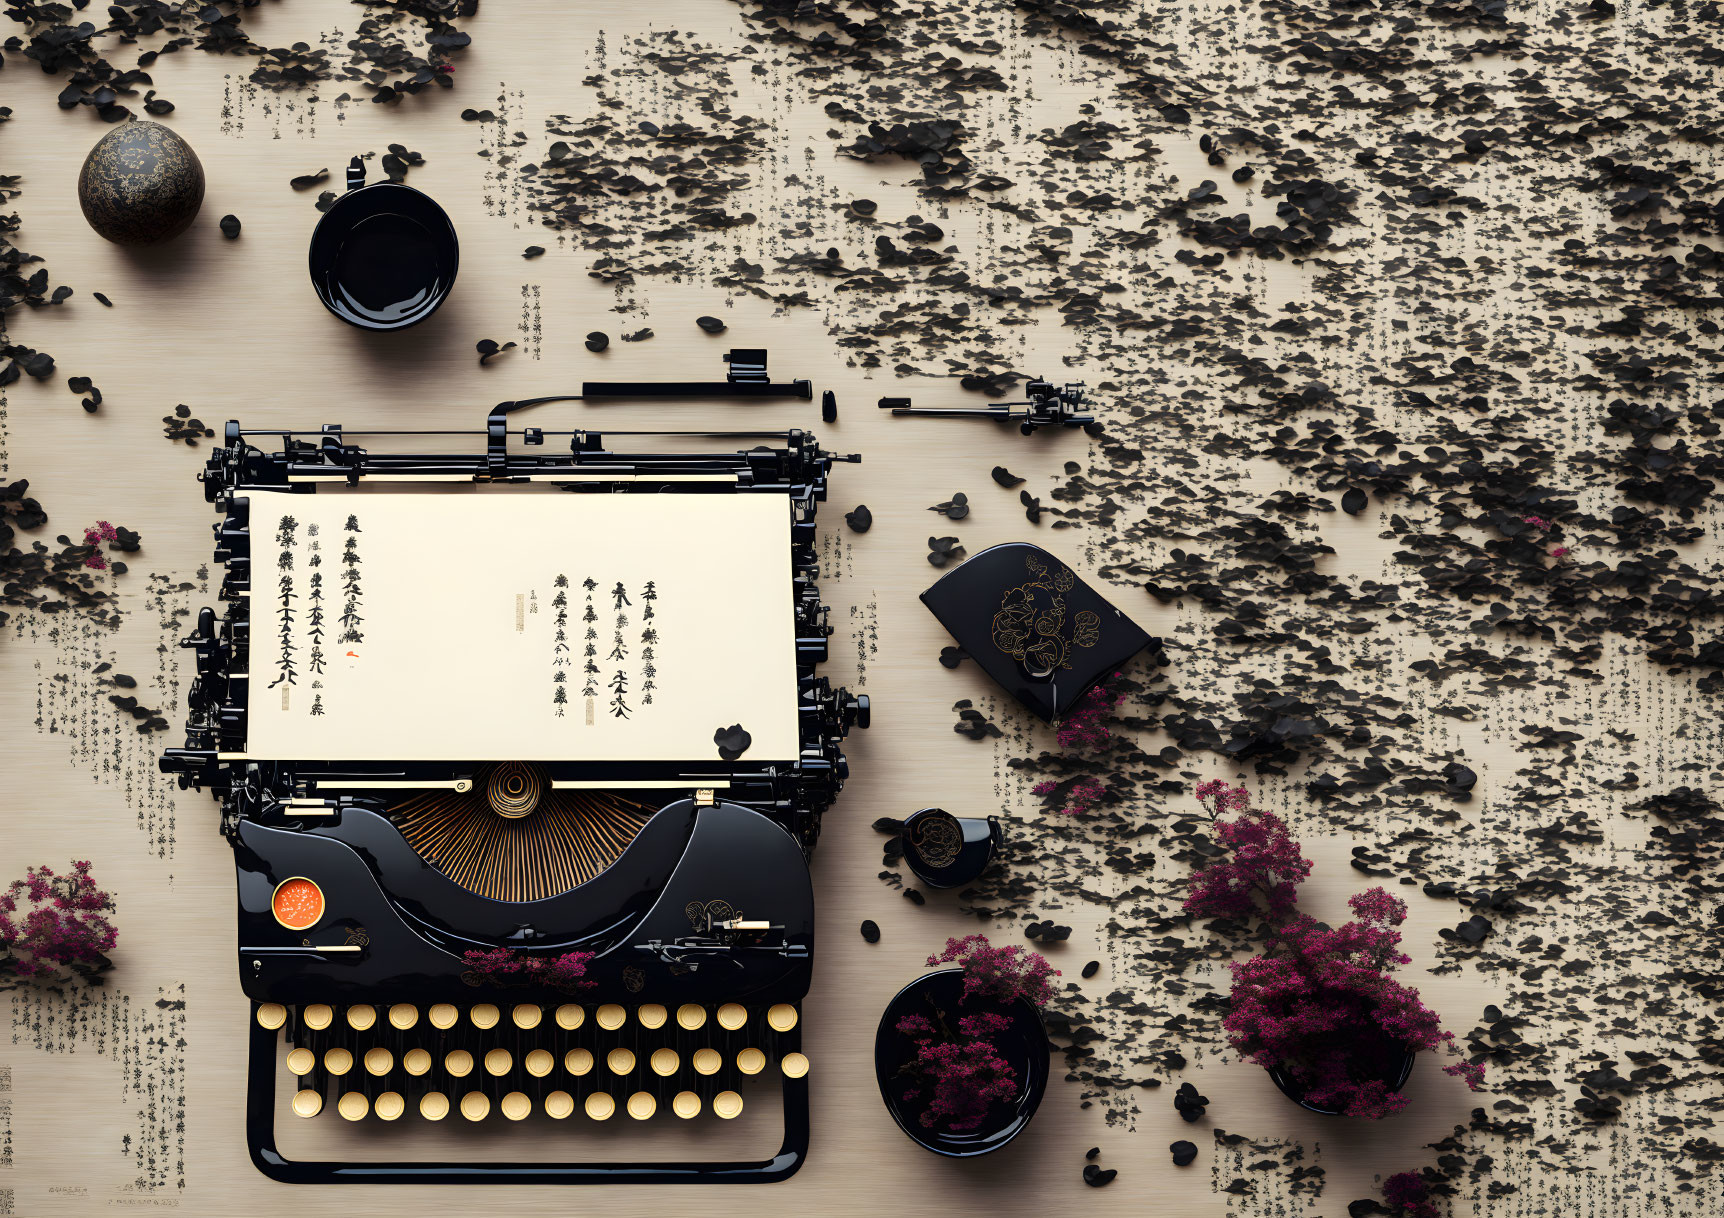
[1,3,1712,1216]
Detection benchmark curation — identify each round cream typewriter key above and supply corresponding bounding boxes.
[403,1048,432,1077]
[677,1004,707,1031]
[428,1003,459,1030]
[584,1092,616,1120]
[692,1048,722,1076]
[484,1048,513,1077]
[713,1091,744,1120]
[501,1091,531,1122]
[375,1091,405,1122]
[627,1092,656,1121]
[512,1004,542,1030]
[781,1052,810,1079]
[737,1048,766,1076]
[637,1004,667,1030]
[324,1047,353,1076]
[717,1003,748,1031]
[388,1003,419,1031]
[544,1090,575,1120]
[767,1004,799,1033]
[650,1048,679,1077]
[337,1092,369,1122]
[419,1092,450,1121]
[364,1047,393,1077]
[460,1092,490,1122]
[291,1090,323,1118]
[346,1004,377,1032]
[470,1004,500,1030]
[606,1047,636,1075]
[444,1049,474,1078]
[302,1003,334,1031]
[286,1048,316,1077]
[672,1091,701,1120]
[596,1004,626,1031]
[525,1049,554,1078]
[256,1003,287,1030]
[564,1048,594,1076]
[555,1004,585,1031]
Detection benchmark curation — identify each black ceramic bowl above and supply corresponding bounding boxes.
[902,808,1003,890]
[1265,1041,1417,1115]
[309,158,458,331]
[874,968,1050,1156]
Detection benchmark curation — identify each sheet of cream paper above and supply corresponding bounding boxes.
[243,491,799,762]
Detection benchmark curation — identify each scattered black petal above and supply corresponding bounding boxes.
[927,536,965,566]
[845,505,872,533]
[991,466,1025,488]
[1341,487,1369,516]
[314,191,337,213]
[291,168,329,191]
[219,214,241,240]
[622,328,653,342]
[93,293,112,307]
[585,331,609,353]
[476,338,517,366]
[860,919,880,943]
[1086,1147,1100,1160]
[714,723,752,761]
[927,493,969,520]
[696,315,726,334]
[953,701,1002,740]
[938,645,968,669]
[1082,1165,1117,1188]
[1082,960,1100,979]
[1170,1141,1198,1167]
[1174,1082,1209,1122]
[1025,920,1072,942]
[903,888,925,906]
[1020,490,1042,524]
[522,246,545,259]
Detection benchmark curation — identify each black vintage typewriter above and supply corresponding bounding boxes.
[161,389,867,1184]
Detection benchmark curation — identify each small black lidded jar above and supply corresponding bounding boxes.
[901,807,1003,889]
[309,156,458,331]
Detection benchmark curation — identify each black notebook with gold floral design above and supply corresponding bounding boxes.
[920,542,1157,722]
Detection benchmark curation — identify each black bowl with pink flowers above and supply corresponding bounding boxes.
[874,937,1056,1157]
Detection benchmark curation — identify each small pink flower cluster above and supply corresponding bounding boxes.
[1184,783,1313,920]
[896,1010,1020,1130]
[1383,1170,1440,1218]
[460,947,596,992]
[928,933,1060,1007]
[0,861,117,982]
[1032,775,1106,815]
[1520,515,1550,529]
[1056,678,1125,750]
[82,521,118,570]
[1222,888,1485,1117]
[1184,781,1484,1117]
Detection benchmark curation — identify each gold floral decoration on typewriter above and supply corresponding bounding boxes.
[990,552,1102,677]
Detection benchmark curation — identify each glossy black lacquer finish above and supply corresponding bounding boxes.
[309,157,457,331]
[921,542,1157,722]
[874,969,1050,1157]
[160,411,866,1184]
[1266,1042,1417,1116]
[901,808,1002,890]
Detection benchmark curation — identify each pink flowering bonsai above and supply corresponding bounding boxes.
[893,934,1059,1133]
[1185,782,1485,1118]
[0,861,118,987]
[461,946,596,993]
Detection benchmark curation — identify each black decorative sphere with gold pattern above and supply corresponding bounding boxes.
[77,121,205,246]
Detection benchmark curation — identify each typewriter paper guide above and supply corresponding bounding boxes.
[245,492,800,762]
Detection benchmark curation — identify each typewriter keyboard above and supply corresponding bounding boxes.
[256,1000,807,1123]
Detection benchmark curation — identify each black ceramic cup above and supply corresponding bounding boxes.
[308,157,458,331]
[902,807,1004,889]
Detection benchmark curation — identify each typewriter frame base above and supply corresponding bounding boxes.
[247,1009,809,1184]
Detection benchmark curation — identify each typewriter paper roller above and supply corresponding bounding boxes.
[245,492,800,763]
